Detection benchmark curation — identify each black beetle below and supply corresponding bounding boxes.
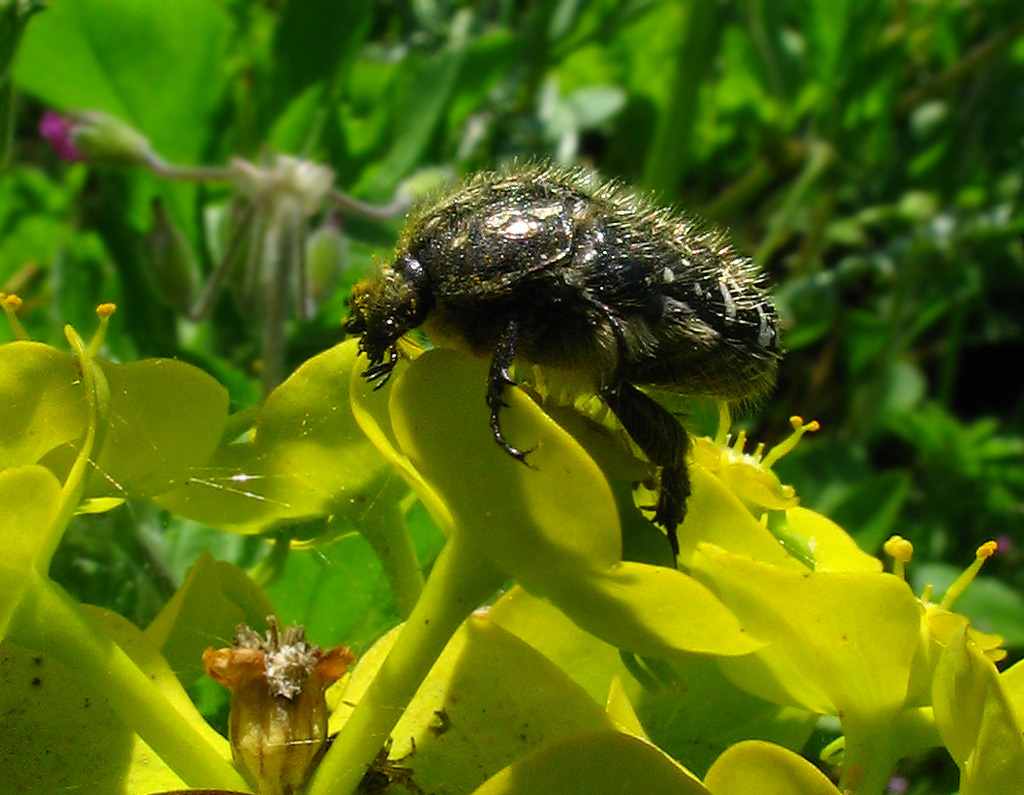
[346,164,781,555]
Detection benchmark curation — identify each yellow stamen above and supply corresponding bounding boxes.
[714,402,731,445]
[761,416,820,468]
[88,302,117,357]
[939,540,998,610]
[2,293,29,340]
[884,535,914,580]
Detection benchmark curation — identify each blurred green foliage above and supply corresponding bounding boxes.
[1,0,1022,731]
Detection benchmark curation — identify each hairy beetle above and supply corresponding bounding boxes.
[346,164,781,555]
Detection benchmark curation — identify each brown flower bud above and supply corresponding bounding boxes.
[203,617,354,795]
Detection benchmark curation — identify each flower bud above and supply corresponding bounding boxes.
[304,213,348,307]
[144,199,201,312]
[40,110,156,167]
[203,617,355,795]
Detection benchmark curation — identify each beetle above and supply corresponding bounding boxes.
[345,164,781,555]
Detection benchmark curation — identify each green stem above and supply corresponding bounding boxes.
[640,0,725,195]
[837,715,901,795]
[890,707,940,760]
[356,479,424,619]
[19,580,249,791]
[145,157,234,183]
[306,537,504,795]
[34,325,103,570]
[0,77,13,173]
[327,188,410,221]
[896,15,1024,114]
[753,140,834,271]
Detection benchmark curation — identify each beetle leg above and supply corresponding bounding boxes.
[362,346,399,389]
[602,382,689,557]
[487,318,532,464]
[587,298,630,384]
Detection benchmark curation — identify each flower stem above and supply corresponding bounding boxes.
[306,537,503,795]
[145,156,234,183]
[356,479,424,619]
[837,716,901,795]
[327,188,410,221]
[19,580,249,791]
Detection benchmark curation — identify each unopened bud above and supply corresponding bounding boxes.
[203,617,354,795]
[144,199,201,312]
[41,110,156,167]
[305,213,348,306]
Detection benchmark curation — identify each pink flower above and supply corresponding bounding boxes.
[38,111,85,161]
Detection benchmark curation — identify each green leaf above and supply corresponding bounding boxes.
[490,586,815,777]
[144,553,277,689]
[542,562,763,659]
[157,340,391,533]
[13,0,229,161]
[829,469,911,554]
[693,544,920,718]
[0,341,86,469]
[354,15,469,197]
[470,730,710,795]
[933,626,1024,795]
[0,628,188,794]
[0,0,43,82]
[704,740,842,795]
[562,84,627,129]
[262,507,446,653]
[387,347,622,580]
[0,464,63,636]
[268,0,369,120]
[85,357,230,499]
[380,348,760,658]
[1,594,242,794]
[332,617,620,795]
[641,0,725,194]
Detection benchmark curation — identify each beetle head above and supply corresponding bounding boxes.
[346,254,433,386]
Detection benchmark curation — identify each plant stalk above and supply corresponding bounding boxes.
[355,479,424,619]
[307,536,503,795]
[19,580,249,791]
[837,716,901,795]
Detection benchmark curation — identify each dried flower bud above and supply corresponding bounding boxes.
[230,154,335,213]
[203,617,355,795]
